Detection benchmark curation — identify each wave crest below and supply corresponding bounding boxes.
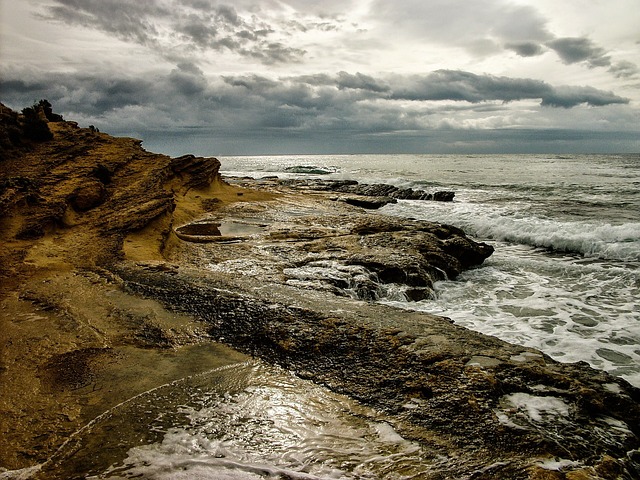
[478,218,640,261]
[384,202,640,262]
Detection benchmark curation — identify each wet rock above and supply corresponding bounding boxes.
[282,178,455,202]
[41,347,115,392]
[341,195,397,209]
[115,261,640,478]
[442,233,495,270]
[433,190,455,202]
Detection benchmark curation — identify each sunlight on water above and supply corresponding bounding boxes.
[37,362,435,479]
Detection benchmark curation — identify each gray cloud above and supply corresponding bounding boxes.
[609,61,640,79]
[45,0,167,46]
[1,66,628,130]
[168,63,208,96]
[547,37,611,68]
[388,70,628,107]
[41,0,318,65]
[335,72,390,93]
[505,36,638,79]
[539,85,630,108]
[505,42,545,57]
[1,64,631,157]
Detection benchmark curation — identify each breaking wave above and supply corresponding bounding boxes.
[383,201,640,262]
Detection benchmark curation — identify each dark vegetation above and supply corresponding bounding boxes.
[0,100,64,159]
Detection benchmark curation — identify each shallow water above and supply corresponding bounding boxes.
[33,362,434,479]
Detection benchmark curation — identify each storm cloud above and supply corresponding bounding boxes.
[41,0,322,64]
[2,0,638,154]
[547,37,611,68]
[390,71,628,107]
[1,67,628,134]
[505,42,545,57]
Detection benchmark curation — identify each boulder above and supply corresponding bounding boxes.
[341,195,397,209]
[69,180,107,211]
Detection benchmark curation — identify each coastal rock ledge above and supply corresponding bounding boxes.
[1,104,639,479]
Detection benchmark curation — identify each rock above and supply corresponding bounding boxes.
[170,154,221,190]
[341,195,397,209]
[442,233,495,270]
[278,178,455,202]
[116,259,640,479]
[69,180,106,211]
[433,190,455,202]
[392,187,431,200]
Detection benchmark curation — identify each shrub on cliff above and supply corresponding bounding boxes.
[0,104,23,156]
[21,101,54,141]
[39,99,64,122]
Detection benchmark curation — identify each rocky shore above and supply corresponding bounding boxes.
[1,103,639,479]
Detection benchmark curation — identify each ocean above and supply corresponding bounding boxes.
[219,153,640,388]
[13,154,639,479]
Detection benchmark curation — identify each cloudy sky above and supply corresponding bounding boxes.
[1,0,639,155]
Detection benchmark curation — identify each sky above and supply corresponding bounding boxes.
[1,0,639,155]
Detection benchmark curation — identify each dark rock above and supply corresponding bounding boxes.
[284,166,334,175]
[69,180,107,211]
[442,235,495,270]
[343,183,398,197]
[392,187,431,200]
[404,287,432,301]
[341,195,397,209]
[433,190,455,202]
[281,178,455,203]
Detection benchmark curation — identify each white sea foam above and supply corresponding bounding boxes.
[502,393,569,422]
[382,200,640,262]
[0,466,41,480]
[102,431,335,480]
[383,242,640,387]
[535,458,582,471]
[284,261,383,300]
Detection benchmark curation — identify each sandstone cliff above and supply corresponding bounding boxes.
[0,104,638,479]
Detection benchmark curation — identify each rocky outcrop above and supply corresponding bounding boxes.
[0,103,221,254]
[342,194,397,209]
[283,178,455,202]
[170,154,221,190]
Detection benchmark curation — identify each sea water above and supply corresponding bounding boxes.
[17,362,435,479]
[220,153,640,387]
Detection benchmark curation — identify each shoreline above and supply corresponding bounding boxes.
[1,110,639,479]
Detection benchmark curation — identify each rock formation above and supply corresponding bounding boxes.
[0,103,638,479]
